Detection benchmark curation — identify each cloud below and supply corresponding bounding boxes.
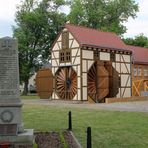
[0,0,20,37]
[124,0,148,38]
[0,0,20,21]
[0,0,148,38]
[0,19,14,37]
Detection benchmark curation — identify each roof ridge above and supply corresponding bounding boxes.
[127,45,148,49]
[65,23,117,36]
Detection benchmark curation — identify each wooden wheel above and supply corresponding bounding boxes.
[88,61,109,102]
[88,62,97,101]
[56,67,77,100]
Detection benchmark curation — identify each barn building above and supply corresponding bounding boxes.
[51,24,132,102]
[128,45,148,96]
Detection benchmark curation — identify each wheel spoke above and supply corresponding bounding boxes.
[56,67,77,100]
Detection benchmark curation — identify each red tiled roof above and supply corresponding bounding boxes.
[65,24,129,51]
[127,45,148,64]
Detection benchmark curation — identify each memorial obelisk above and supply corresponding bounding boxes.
[0,37,33,147]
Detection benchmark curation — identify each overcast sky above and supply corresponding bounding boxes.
[0,0,148,38]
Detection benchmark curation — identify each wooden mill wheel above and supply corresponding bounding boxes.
[88,61,109,102]
[55,67,77,100]
[88,62,97,101]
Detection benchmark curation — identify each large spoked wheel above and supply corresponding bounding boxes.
[88,62,97,101]
[55,67,77,100]
[88,61,109,102]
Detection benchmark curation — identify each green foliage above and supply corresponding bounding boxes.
[23,105,148,148]
[33,142,38,148]
[13,0,67,94]
[68,0,139,35]
[123,34,148,47]
[59,131,68,148]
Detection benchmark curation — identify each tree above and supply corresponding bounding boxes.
[13,0,67,95]
[68,0,139,35]
[123,34,148,47]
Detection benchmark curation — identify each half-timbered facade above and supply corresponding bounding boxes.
[51,24,132,102]
[128,45,148,96]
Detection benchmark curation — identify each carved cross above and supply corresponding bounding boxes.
[1,39,12,48]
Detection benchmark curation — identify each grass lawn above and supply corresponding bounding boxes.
[22,104,148,148]
[20,94,40,99]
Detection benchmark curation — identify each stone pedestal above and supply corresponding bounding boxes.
[0,129,34,147]
[0,37,34,147]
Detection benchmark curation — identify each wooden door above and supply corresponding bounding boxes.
[104,62,119,97]
[36,68,53,99]
[96,61,109,102]
[88,61,109,102]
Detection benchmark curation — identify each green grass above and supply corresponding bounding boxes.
[20,94,40,99]
[22,105,148,148]
[59,131,68,148]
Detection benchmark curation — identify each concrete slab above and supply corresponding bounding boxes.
[0,129,34,143]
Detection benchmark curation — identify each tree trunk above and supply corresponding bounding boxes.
[22,79,29,95]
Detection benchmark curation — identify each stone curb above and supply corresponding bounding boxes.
[70,131,82,148]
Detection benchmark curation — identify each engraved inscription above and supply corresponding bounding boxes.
[0,57,18,89]
[0,49,16,55]
[0,124,17,135]
[0,38,19,98]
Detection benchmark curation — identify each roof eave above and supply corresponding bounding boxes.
[133,61,148,65]
[81,44,132,53]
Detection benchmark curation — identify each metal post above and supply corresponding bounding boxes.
[87,127,92,148]
[68,111,72,131]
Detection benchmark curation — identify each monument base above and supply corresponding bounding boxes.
[0,129,34,147]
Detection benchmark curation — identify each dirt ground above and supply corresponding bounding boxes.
[23,99,148,112]
[35,131,79,148]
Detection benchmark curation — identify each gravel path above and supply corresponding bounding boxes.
[22,99,148,112]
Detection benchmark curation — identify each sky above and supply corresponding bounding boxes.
[0,0,148,38]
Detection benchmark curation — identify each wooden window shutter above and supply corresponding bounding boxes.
[62,31,69,49]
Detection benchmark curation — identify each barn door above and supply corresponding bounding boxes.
[104,62,120,97]
[36,68,53,99]
[88,61,109,102]
[96,61,109,102]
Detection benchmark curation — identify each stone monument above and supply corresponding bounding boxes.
[0,37,33,147]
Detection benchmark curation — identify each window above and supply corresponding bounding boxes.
[138,67,141,76]
[60,52,65,62]
[133,68,137,76]
[66,51,71,61]
[62,31,69,49]
[60,50,71,63]
[110,52,115,62]
[94,50,100,60]
[144,68,148,76]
